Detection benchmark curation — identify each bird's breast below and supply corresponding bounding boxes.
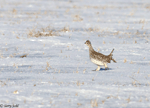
[90,58,105,65]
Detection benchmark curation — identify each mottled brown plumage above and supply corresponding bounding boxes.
[85,40,116,71]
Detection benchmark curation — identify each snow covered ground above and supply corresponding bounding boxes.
[0,0,150,107]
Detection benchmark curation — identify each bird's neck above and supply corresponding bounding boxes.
[89,45,94,53]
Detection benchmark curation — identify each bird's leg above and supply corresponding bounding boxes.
[96,65,100,71]
[104,63,108,70]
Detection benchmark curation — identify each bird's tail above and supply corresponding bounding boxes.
[109,49,114,56]
[112,58,117,63]
[109,49,117,63]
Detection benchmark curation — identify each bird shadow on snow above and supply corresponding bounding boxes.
[92,68,112,71]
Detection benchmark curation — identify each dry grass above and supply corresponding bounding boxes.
[130,61,134,64]
[124,58,127,63]
[77,103,82,106]
[76,81,81,86]
[126,97,130,103]
[60,27,70,32]
[28,25,143,38]
[0,80,7,87]
[44,62,52,71]
[83,69,86,73]
[102,100,105,104]
[103,41,105,44]
[12,8,17,14]
[20,54,27,58]
[130,76,141,87]
[146,6,150,10]
[73,15,83,22]
[91,99,98,107]
[28,26,60,38]
[13,90,19,94]
[28,26,73,38]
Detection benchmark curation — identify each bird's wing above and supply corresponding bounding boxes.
[90,51,108,62]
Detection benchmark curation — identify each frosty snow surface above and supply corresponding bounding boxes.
[0,0,150,107]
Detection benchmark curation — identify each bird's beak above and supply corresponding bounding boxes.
[84,42,86,44]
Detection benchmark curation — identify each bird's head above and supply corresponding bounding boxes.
[85,40,91,47]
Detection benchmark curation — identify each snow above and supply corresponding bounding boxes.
[0,0,150,107]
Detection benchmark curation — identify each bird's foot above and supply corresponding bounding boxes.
[105,67,109,70]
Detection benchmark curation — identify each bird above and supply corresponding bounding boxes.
[85,40,116,71]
